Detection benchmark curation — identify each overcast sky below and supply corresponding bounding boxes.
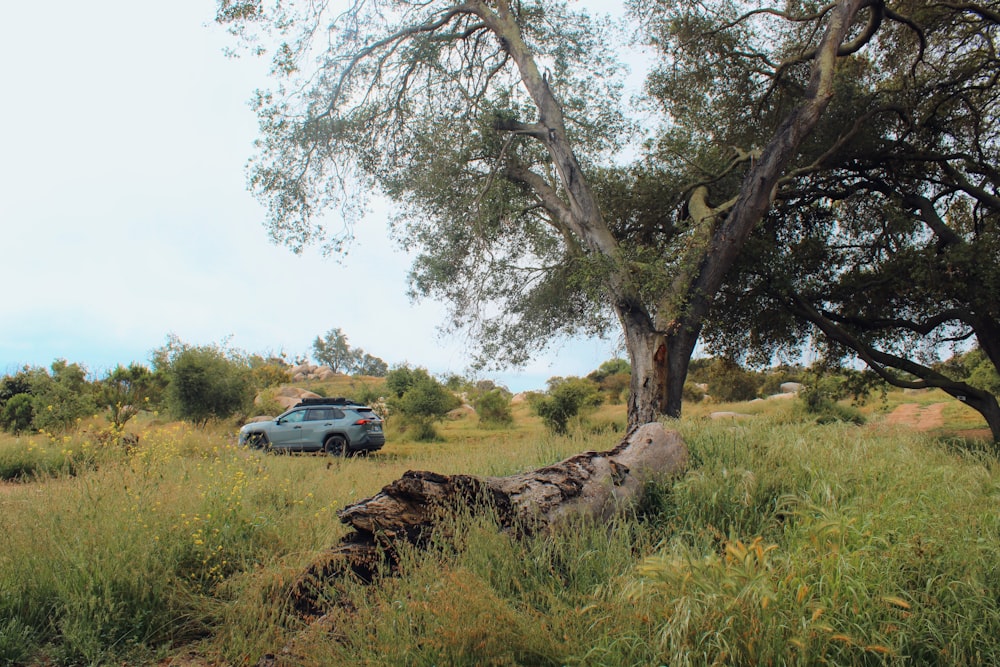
[0,0,625,391]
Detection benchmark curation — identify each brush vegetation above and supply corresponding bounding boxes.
[0,387,996,665]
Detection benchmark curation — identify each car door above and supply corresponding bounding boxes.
[269,409,308,450]
[300,408,338,450]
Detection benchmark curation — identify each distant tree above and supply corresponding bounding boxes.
[588,358,631,404]
[30,360,97,433]
[165,347,253,425]
[313,328,353,373]
[352,351,389,377]
[0,369,32,405]
[97,364,155,429]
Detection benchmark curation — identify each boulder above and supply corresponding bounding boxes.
[446,404,476,420]
[780,382,803,394]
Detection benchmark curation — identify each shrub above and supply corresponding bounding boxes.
[682,381,706,403]
[165,347,253,425]
[96,364,156,429]
[797,370,866,425]
[533,377,601,434]
[1,394,34,434]
[475,389,513,428]
[706,357,759,402]
[386,366,460,440]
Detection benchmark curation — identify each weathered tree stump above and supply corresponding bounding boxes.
[289,422,688,617]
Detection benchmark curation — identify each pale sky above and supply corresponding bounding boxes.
[0,0,624,391]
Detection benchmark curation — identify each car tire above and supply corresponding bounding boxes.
[246,432,269,450]
[324,435,347,457]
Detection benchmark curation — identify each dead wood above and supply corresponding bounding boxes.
[288,422,688,618]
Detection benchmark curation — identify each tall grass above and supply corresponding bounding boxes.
[0,401,998,665]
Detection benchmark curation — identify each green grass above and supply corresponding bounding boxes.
[0,392,998,665]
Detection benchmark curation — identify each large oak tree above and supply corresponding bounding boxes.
[703,0,1000,442]
[218,0,874,426]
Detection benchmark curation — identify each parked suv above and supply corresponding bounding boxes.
[239,397,385,455]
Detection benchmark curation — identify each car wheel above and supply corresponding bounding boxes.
[247,432,269,450]
[324,435,347,457]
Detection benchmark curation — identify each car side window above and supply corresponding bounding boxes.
[282,410,306,423]
[306,408,336,421]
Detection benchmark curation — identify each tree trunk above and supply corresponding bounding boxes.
[288,422,688,619]
[945,389,1000,445]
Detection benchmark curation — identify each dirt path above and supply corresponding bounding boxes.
[886,402,947,431]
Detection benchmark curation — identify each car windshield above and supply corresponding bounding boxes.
[355,408,380,421]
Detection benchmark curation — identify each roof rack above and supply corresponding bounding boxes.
[293,397,355,407]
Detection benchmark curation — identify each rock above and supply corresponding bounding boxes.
[766,392,797,400]
[780,382,803,394]
[447,404,476,420]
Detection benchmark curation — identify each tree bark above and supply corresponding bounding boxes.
[287,422,688,618]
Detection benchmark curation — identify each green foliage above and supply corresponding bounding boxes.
[961,348,1000,396]
[797,369,868,425]
[354,352,389,377]
[312,327,353,373]
[588,358,631,404]
[164,346,253,425]
[474,389,513,428]
[97,364,155,429]
[533,376,601,434]
[247,357,291,389]
[1,394,34,434]
[313,328,389,376]
[28,361,97,433]
[385,366,460,441]
[399,376,460,419]
[682,381,706,403]
[706,357,760,403]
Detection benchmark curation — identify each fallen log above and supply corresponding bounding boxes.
[289,422,688,618]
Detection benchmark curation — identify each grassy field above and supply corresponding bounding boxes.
[0,390,997,665]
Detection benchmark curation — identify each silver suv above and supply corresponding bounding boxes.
[239,397,385,455]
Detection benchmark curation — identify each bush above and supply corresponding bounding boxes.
[475,389,513,428]
[682,381,706,403]
[97,364,156,429]
[533,377,601,434]
[706,357,759,402]
[165,347,254,425]
[797,370,866,425]
[1,394,34,434]
[386,366,460,440]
